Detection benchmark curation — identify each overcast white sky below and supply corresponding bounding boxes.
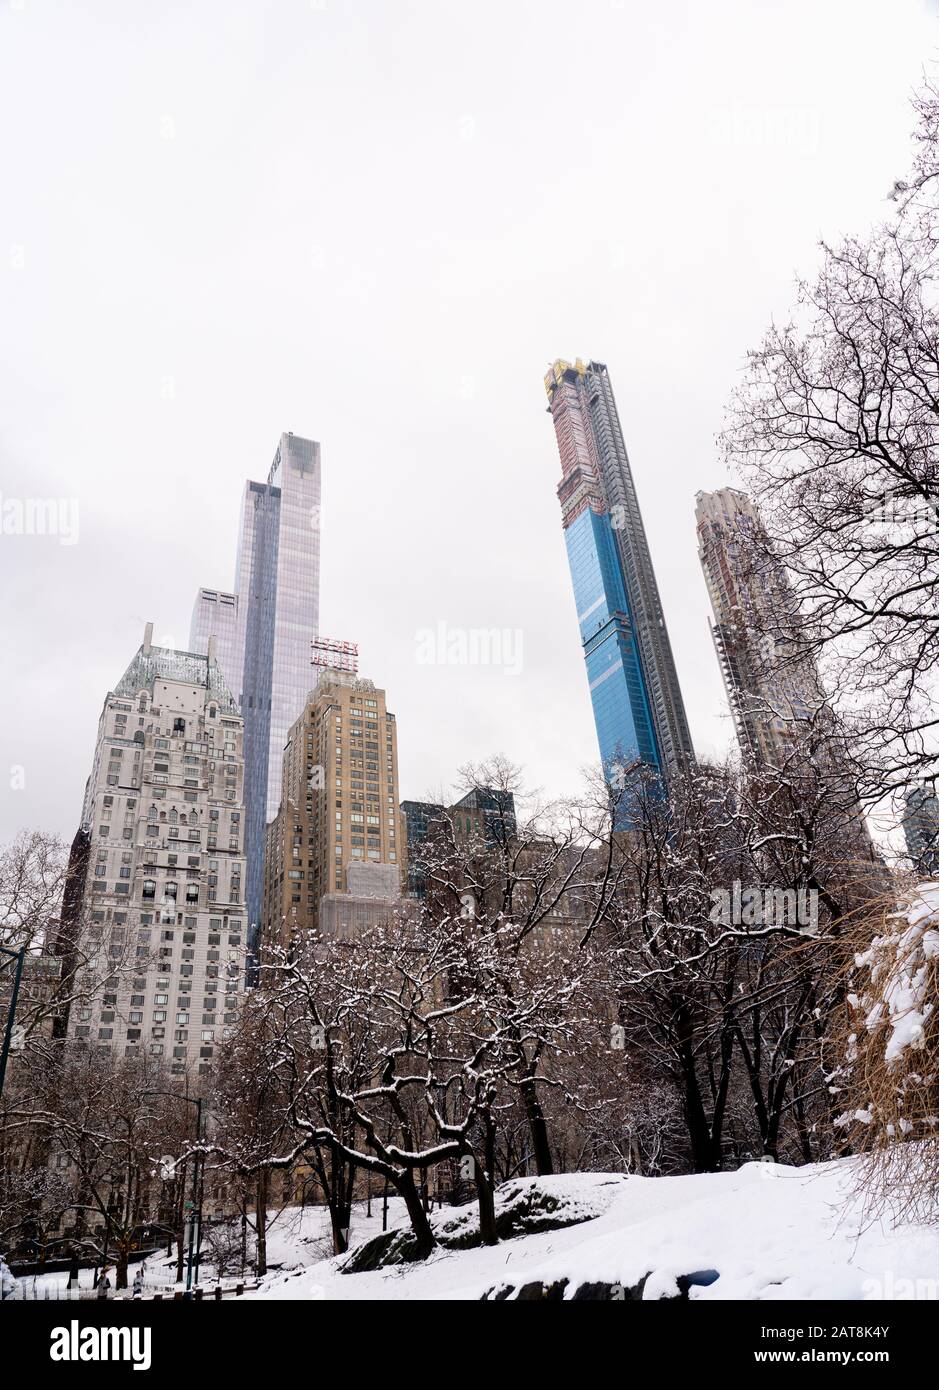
[1,0,936,843]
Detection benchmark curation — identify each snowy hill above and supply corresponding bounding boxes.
[247,1159,939,1302]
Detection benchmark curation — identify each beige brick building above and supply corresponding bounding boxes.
[262,670,405,946]
[69,624,247,1074]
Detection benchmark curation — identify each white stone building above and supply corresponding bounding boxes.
[70,623,247,1074]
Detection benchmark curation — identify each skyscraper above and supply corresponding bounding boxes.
[903,782,939,876]
[400,788,517,898]
[190,432,322,943]
[697,489,884,883]
[545,358,694,784]
[261,666,403,945]
[695,487,827,767]
[68,623,247,1072]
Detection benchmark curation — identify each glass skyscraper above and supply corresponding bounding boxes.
[190,432,321,943]
[545,359,694,785]
[903,782,939,876]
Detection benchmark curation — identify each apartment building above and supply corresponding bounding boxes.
[68,624,247,1074]
[262,669,404,946]
[401,788,517,898]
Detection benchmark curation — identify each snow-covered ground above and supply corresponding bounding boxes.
[13,1206,335,1300]
[246,1160,939,1301]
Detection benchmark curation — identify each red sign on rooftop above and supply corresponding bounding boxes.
[311,636,359,673]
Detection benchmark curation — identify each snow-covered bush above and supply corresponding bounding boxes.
[0,1256,19,1300]
[838,883,939,1220]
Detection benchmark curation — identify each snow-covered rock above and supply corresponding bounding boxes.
[341,1174,618,1273]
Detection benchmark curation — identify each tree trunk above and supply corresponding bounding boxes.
[328,1206,347,1255]
[794,1095,814,1164]
[475,1138,498,1248]
[675,1000,724,1172]
[175,1172,186,1283]
[327,1152,355,1254]
[396,1171,436,1259]
[328,1171,353,1257]
[477,1173,497,1245]
[520,1075,553,1176]
[478,1118,499,1245]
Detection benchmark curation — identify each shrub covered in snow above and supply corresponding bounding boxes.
[838,882,939,1221]
[0,1256,19,1300]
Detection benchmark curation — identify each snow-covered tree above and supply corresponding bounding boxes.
[720,78,939,808]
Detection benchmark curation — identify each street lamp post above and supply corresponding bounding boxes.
[192,1100,205,1286]
[143,1090,204,1292]
[0,944,26,1098]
